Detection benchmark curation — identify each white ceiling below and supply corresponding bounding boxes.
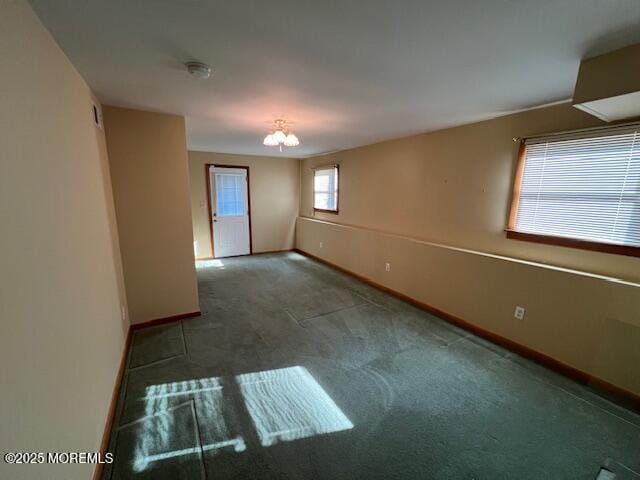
[29,0,640,158]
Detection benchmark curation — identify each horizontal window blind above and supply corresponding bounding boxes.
[514,128,640,247]
[314,166,338,211]
[216,173,245,217]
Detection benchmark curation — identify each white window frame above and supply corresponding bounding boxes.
[313,165,339,214]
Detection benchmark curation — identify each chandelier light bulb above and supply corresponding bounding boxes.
[284,133,299,146]
[273,129,287,144]
[263,133,277,146]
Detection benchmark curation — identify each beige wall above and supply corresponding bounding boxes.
[189,151,299,258]
[297,102,640,395]
[301,102,640,282]
[0,1,128,479]
[296,218,640,395]
[104,107,199,324]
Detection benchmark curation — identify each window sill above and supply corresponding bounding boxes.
[505,230,640,258]
[314,208,339,215]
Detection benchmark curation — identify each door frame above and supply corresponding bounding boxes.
[204,163,253,258]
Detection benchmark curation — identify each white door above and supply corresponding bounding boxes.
[209,166,251,258]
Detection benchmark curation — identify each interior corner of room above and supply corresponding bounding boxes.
[2,0,640,479]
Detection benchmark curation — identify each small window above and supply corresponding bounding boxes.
[313,165,339,213]
[216,173,245,217]
[507,127,640,256]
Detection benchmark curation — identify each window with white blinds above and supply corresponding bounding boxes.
[215,173,246,216]
[511,127,640,249]
[313,166,339,212]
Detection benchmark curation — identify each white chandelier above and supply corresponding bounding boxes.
[263,119,299,152]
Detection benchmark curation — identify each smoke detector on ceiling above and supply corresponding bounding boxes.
[185,61,211,79]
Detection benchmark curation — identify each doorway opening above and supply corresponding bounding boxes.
[205,164,252,258]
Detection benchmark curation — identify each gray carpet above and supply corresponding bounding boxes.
[102,252,640,479]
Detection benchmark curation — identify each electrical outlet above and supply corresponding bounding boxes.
[514,306,525,320]
[319,241,323,248]
[385,262,391,272]
[121,306,127,321]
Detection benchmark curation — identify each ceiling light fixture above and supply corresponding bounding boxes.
[263,119,300,151]
[185,61,211,79]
